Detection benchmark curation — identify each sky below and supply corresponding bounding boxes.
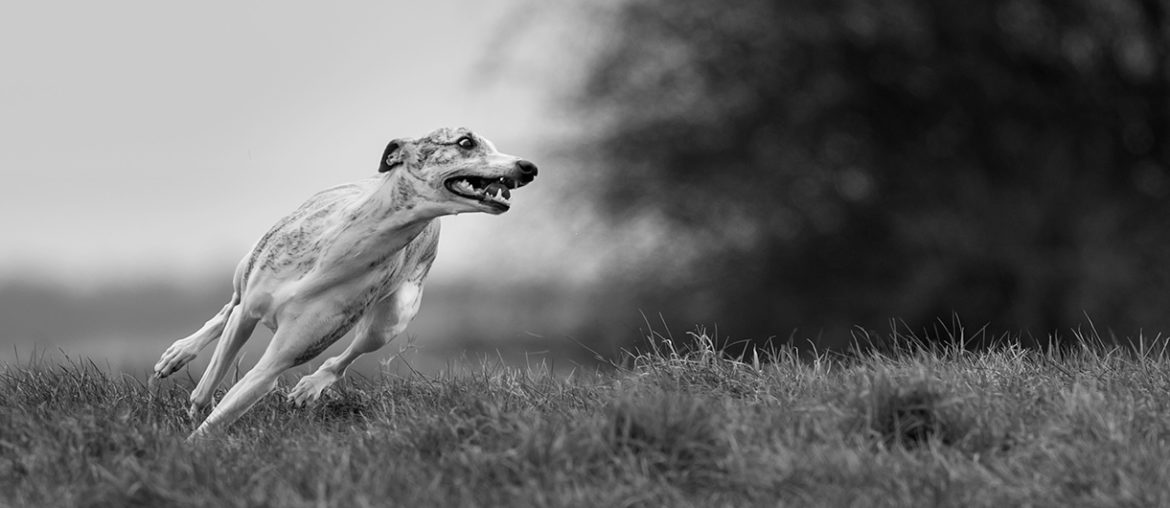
[0,1,598,288]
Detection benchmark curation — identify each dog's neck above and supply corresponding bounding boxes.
[316,171,442,270]
[360,169,447,231]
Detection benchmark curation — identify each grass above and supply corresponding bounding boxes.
[5,324,1170,507]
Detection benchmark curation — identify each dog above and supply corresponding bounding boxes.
[152,127,537,439]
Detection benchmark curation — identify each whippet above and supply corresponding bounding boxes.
[152,127,537,439]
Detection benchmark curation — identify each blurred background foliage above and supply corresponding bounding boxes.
[6,1,1170,372]
[573,0,1170,346]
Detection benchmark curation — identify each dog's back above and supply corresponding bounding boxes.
[243,181,374,287]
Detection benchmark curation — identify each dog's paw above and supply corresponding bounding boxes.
[154,342,197,378]
[288,371,339,406]
[188,400,211,425]
[186,425,216,444]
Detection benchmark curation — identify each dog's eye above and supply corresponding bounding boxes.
[456,136,476,150]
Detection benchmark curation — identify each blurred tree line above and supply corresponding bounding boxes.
[576,0,1170,344]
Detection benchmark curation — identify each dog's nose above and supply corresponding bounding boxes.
[516,160,538,182]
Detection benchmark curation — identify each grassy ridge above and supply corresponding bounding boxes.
[5,329,1170,507]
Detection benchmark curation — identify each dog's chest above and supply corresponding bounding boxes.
[348,227,436,302]
[360,251,409,306]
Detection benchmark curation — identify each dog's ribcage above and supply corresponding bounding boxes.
[237,181,439,364]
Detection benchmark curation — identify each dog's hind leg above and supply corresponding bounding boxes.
[187,347,289,441]
[153,294,238,378]
[155,257,251,379]
[187,304,260,423]
[188,307,357,439]
[288,282,425,405]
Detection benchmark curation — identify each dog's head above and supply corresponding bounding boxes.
[379,127,537,215]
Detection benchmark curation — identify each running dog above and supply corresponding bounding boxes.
[152,127,537,440]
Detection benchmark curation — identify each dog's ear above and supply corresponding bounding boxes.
[379,139,408,173]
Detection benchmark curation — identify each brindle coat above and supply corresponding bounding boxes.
[152,127,536,440]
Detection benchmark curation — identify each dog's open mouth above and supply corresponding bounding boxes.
[445,176,518,210]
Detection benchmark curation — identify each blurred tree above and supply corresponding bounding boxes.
[577,0,1170,342]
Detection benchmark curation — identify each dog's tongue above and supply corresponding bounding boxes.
[485,182,511,199]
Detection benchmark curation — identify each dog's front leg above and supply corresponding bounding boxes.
[288,282,425,405]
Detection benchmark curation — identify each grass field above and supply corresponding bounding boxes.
[5,325,1170,507]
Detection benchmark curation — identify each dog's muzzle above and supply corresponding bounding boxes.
[445,160,538,212]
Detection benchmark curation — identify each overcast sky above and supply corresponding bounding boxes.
[0,1,597,288]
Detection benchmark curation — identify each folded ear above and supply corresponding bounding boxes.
[379,138,409,173]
